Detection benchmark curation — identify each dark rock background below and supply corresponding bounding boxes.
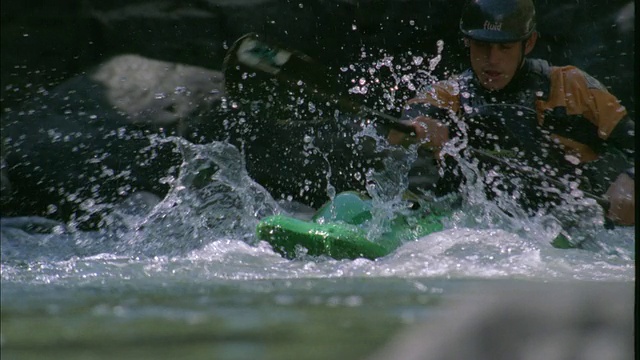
[1,0,635,227]
[2,0,634,110]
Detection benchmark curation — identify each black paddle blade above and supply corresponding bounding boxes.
[223,33,350,113]
[222,33,416,133]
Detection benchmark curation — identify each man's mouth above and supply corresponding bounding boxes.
[484,70,502,80]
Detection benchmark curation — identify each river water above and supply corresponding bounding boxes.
[1,137,635,359]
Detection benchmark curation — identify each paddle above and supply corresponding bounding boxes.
[223,33,415,133]
[222,33,613,227]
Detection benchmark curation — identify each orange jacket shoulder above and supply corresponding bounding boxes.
[543,65,627,139]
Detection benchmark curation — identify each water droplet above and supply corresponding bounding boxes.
[564,154,581,165]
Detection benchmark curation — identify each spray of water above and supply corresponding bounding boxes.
[1,40,633,283]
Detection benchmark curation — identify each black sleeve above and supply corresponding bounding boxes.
[580,116,635,194]
[400,102,452,121]
[607,116,635,160]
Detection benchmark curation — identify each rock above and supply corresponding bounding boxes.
[90,54,224,128]
[367,281,634,360]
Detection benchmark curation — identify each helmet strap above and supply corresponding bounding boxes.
[514,39,529,76]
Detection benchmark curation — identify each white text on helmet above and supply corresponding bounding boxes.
[483,20,503,31]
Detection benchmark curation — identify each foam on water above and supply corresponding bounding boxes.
[1,224,634,286]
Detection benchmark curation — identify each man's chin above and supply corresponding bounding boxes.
[480,80,506,91]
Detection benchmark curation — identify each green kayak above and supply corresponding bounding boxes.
[256,192,448,260]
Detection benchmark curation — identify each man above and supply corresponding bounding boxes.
[388,0,635,225]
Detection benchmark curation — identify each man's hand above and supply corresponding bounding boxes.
[387,116,450,150]
[605,172,635,225]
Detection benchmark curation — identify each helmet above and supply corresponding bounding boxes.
[460,0,536,43]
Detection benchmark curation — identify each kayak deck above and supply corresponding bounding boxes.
[256,215,389,260]
[256,192,447,260]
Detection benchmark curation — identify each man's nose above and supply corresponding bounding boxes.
[487,46,501,64]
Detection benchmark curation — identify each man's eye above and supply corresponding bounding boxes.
[471,40,489,48]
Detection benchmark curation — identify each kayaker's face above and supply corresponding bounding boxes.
[468,34,536,91]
